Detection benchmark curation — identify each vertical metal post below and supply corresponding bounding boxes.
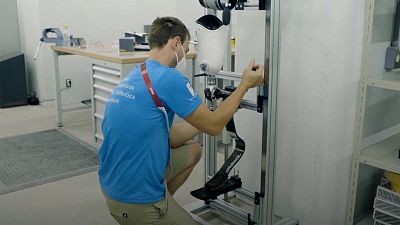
[262,0,281,225]
[223,18,234,202]
[192,58,197,94]
[90,63,97,143]
[53,50,63,127]
[203,7,226,182]
[223,143,230,201]
[204,72,218,180]
[205,125,218,179]
[346,0,374,224]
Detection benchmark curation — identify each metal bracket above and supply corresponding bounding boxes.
[254,192,265,205]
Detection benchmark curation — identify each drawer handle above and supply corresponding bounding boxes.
[92,66,121,77]
[93,74,120,85]
[93,84,114,94]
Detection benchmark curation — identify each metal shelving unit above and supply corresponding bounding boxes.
[359,132,400,174]
[347,0,400,224]
[366,78,400,91]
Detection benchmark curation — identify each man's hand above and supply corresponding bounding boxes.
[239,60,265,90]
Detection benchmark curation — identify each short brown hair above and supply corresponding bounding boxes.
[148,17,190,49]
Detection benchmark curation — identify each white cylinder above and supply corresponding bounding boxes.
[197,24,228,74]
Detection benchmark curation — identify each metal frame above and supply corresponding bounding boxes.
[347,0,400,224]
[52,50,93,127]
[263,0,281,224]
[187,1,298,224]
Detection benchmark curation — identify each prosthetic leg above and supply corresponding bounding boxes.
[191,87,245,200]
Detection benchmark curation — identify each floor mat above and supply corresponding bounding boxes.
[0,129,98,195]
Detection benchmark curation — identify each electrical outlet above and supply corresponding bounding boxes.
[66,79,72,88]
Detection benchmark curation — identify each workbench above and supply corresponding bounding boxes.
[51,45,198,145]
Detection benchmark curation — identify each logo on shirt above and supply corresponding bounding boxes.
[186,83,195,97]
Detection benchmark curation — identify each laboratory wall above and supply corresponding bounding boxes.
[17,0,42,95]
[0,0,21,58]
[17,0,203,104]
[273,0,365,224]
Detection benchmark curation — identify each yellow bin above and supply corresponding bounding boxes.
[385,171,400,193]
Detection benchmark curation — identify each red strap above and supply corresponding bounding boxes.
[140,63,163,107]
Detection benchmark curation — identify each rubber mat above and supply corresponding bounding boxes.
[0,129,98,195]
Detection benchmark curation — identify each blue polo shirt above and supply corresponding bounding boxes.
[98,60,202,204]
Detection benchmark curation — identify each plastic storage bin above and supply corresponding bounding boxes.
[375,219,391,225]
[386,172,400,193]
[374,185,400,224]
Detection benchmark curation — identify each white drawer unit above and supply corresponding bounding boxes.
[90,59,137,146]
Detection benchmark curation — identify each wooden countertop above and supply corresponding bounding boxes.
[52,45,235,64]
[52,45,196,64]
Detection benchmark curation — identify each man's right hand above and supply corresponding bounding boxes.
[184,60,265,136]
[239,60,265,90]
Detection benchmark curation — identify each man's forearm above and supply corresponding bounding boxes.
[212,84,248,133]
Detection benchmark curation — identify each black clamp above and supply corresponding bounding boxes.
[254,192,265,205]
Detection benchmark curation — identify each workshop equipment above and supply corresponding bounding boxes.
[385,0,400,71]
[186,0,298,224]
[199,0,237,25]
[196,15,228,75]
[119,38,135,52]
[122,32,150,51]
[125,32,148,45]
[34,28,85,60]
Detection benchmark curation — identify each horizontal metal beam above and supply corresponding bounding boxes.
[240,99,258,111]
[191,214,211,225]
[185,199,253,225]
[209,199,252,225]
[215,70,243,82]
[234,187,256,200]
[184,201,210,215]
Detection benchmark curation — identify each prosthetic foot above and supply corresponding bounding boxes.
[190,175,242,201]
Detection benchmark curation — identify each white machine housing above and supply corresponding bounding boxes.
[196,17,228,74]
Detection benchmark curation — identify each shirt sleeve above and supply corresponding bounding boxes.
[157,69,202,118]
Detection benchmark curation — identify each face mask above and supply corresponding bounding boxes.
[174,43,187,75]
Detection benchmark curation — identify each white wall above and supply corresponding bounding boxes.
[17,0,203,103]
[273,0,365,224]
[17,0,41,93]
[0,0,20,57]
[234,10,266,194]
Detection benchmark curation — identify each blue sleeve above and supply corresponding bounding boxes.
[158,69,202,118]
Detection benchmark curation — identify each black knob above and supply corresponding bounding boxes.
[222,7,231,25]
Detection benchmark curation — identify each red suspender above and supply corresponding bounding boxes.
[140,63,170,133]
[140,63,163,107]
